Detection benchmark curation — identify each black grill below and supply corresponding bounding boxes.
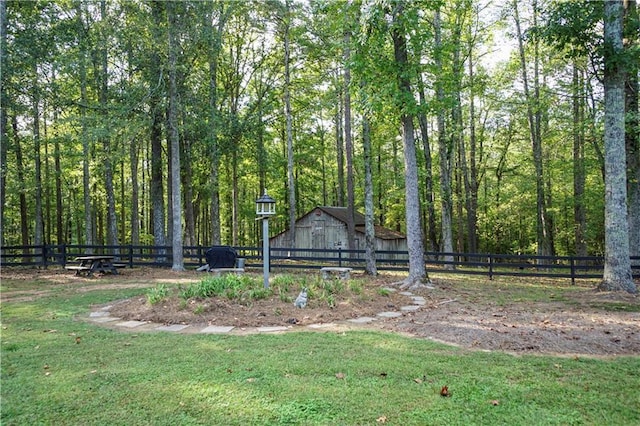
[205,246,237,269]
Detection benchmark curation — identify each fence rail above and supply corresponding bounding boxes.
[1,244,639,284]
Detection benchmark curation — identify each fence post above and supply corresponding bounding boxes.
[128,245,133,268]
[338,248,343,267]
[570,257,576,286]
[42,244,48,269]
[488,254,493,280]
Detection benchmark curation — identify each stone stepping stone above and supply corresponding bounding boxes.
[156,324,189,332]
[257,326,289,333]
[307,323,337,329]
[116,320,147,328]
[377,311,403,318]
[411,296,426,305]
[347,317,377,324]
[91,316,121,323]
[90,311,111,318]
[399,291,414,296]
[201,325,235,334]
[400,305,420,311]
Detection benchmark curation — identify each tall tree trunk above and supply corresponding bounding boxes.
[600,0,636,293]
[43,103,51,245]
[232,148,239,246]
[451,5,465,257]
[573,62,587,258]
[391,2,429,289]
[53,133,63,245]
[76,1,93,249]
[624,0,639,261]
[417,76,439,254]
[514,0,552,261]
[32,64,43,260]
[182,134,196,247]
[344,9,356,252]
[284,0,296,247]
[435,8,454,268]
[13,117,29,250]
[125,50,140,248]
[362,106,377,276]
[206,1,228,246]
[466,44,479,254]
[99,0,118,252]
[167,0,183,270]
[335,84,345,207]
[150,1,166,259]
[129,139,140,246]
[0,0,6,245]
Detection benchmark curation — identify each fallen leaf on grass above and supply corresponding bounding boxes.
[376,416,387,423]
[413,377,423,384]
[440,385,450,397]
[490,400,500,406]
[335,372,345,380]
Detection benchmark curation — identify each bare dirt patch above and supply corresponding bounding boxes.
[2,267,638,357]
[382,280,640,357]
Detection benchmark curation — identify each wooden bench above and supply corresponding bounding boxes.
[209,268,245,277]
[320,267,352,280]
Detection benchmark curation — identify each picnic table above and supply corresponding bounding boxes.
[65,255,124,276]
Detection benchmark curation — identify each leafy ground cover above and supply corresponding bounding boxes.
[1,267,639,425]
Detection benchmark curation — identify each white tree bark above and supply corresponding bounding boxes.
[168,1,184,271]
[391,3,429,289]
[284,0,296,248]
[600,0,636,293]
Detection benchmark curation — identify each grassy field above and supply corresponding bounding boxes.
[1,274,639,425]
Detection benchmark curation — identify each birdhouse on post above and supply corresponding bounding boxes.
[256,191,276,218]
[256,190,276,288]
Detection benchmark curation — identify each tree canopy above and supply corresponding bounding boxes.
[1,0,637,292]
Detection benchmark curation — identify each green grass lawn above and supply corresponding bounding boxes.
[2,277,639,425]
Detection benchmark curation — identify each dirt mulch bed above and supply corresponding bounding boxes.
[2,267,638,357]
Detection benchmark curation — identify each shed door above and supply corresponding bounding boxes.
[312,220,325,249]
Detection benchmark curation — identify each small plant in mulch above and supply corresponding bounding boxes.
[144,273,381,309]
[178,274,272,304]
[146,283,169,305]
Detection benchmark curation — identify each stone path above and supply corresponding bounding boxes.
[85,288,426,335]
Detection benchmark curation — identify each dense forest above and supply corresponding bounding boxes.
[0,1,638,290]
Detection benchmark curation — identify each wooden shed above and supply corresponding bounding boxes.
[270,206,407,255]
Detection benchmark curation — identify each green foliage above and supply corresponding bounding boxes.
[348,280,363,295]
[146,284,169,305]
[179,274,272,304]
[2,0,627,258]
[377,287,391,297]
